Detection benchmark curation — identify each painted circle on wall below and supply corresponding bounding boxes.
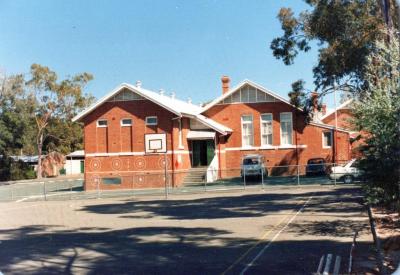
[90,159,101,171]
[89,174,101,188]
[134,175,145,186]
[134,157,146,170]
[158,156,171,169]
[111,158,123,171]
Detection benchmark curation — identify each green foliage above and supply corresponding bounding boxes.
[0,75,36,156]
[353,31,400,206]
[271,0,391,90]
[26,64,93,178]
[0,157,36,181]
[0,64,94,181]
[288,79,307,107]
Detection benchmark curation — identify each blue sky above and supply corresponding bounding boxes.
[0,1,332,106]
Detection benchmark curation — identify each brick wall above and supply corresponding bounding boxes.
[206,102,350,172]
[82,99,192,190]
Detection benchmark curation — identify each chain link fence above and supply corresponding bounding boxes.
[0,161,363,202]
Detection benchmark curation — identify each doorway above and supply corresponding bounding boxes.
[191,140,215,167]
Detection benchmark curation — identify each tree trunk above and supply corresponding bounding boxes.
[37,132,43,179]
[396,0,400,215]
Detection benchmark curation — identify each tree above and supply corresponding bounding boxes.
[0,74,35,156]
[353,32,400,205]
[26,64,93,179]
[271,0,399,105]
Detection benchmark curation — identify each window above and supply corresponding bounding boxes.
[121,118,132,126]
[322,131,332,148]
[241,115,254,147]
[102,177,121,185]
[97,119,108,127]
[280,112,293,145]
[261,114,273,146]
[146,116,158,126]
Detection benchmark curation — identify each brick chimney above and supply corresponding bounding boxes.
[321,104,327,115]
[311,91,319,111]
[221,76,230,94]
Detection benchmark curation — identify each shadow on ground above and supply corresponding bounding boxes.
[0,187,371,274]
[80,187,364,220]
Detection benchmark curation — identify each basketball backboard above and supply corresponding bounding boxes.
[144,133,167,154]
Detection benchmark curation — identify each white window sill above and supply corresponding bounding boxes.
[178,146,185,150]
[260,146,275,150]
[277,145,307,149]
[323,146,332,149]
[240,146,256,151]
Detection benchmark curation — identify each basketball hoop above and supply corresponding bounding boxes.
[144,133,167,154]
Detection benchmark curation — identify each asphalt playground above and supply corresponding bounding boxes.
[0,184,371,274]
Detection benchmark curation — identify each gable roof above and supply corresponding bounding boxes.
[72,83,232,135]
[201,79,302,113]
[72,83,202,122]
[320,99,354,121]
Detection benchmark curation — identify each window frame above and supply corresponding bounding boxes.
[280,112,293,145]
[241,114,254,147]
[322,131,333,148]
[260,113,273,147]
[145,116,158,126]
[97,119,108,128]
[120,118,132,127]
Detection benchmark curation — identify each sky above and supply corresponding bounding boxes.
[0,1,335,107]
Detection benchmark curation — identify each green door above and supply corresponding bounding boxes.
[192,141,201,167]
[192,140,215,167]
[80,160,85,173]
[206,140,215,165]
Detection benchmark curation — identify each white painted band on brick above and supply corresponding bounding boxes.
[224,145,307,151]
[86,168,189,174]
[86,150,191,157]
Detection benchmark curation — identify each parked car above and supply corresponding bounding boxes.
[241,154,267,179]
[305,158,327,176]
[329,159,362,184]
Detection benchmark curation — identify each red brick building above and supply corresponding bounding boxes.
[73,77,351,190]
[320,99,362,157]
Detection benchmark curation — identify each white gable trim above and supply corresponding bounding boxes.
[320,99,354,121]
[182,113,232,135]
[72,83,181,122]
[201,79,302,113]
[309,121,351,133]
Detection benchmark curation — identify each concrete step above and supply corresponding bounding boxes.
[183,167,207,184]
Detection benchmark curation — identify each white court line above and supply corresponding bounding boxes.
[16,191,80,202]
[240,195,313,275]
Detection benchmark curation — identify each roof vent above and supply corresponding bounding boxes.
[159,89,165,96]
[187,97,192,104]
[170,92,175,99]
[135,80,142,88]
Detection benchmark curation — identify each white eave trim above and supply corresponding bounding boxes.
[201,79,303,113]
[182,113,232,135]
[320,99,354,121]
[309,121,351,133]
[72,83,181,122]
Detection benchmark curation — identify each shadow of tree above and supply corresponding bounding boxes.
[80,187,364,220]
[0,224,372,275]
[0,186,370,274]
[0,225,244,274]
[286,219,369,238]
